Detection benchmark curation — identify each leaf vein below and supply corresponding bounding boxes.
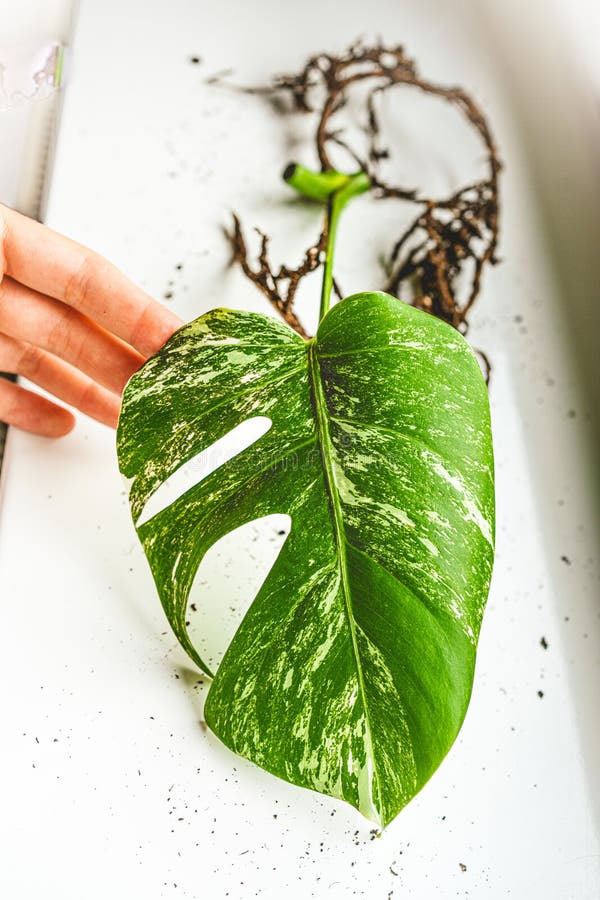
[308,343,384,822]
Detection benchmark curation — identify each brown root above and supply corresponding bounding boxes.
[226,40,501,342]
[229,215,326,339]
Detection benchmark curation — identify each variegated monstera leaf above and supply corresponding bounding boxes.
[117,291,494,827]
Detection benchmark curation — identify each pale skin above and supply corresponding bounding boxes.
[0,204,183,437]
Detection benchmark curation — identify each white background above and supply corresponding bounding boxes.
[1,2,599,898]
[0,0,73,213]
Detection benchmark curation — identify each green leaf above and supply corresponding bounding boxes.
[117,291,494,827]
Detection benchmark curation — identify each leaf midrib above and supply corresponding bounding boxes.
[307,340,383,822]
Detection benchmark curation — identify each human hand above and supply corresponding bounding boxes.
[0,203,182,437]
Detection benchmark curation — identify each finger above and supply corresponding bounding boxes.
[0,332,121,428]
[0,204,182,357]
[0,376,74,438]
[0,276,145,395]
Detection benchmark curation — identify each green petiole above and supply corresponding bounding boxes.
[283,163,370,323]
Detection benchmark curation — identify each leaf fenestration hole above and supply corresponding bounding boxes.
[135,416,272,527]
[185,514,291,673]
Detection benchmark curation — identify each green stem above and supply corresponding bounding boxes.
[319,194,341,320]
[284,164,370,323]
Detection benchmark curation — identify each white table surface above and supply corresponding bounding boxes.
[1,2,599,898]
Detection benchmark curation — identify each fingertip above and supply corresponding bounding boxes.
[24,395,75,437]
[76,381,122,429]
[44,407,76,438]
[145,319,183,358]
[0,377,75,438]
[103,398,121,430]
[132,303,183,358]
